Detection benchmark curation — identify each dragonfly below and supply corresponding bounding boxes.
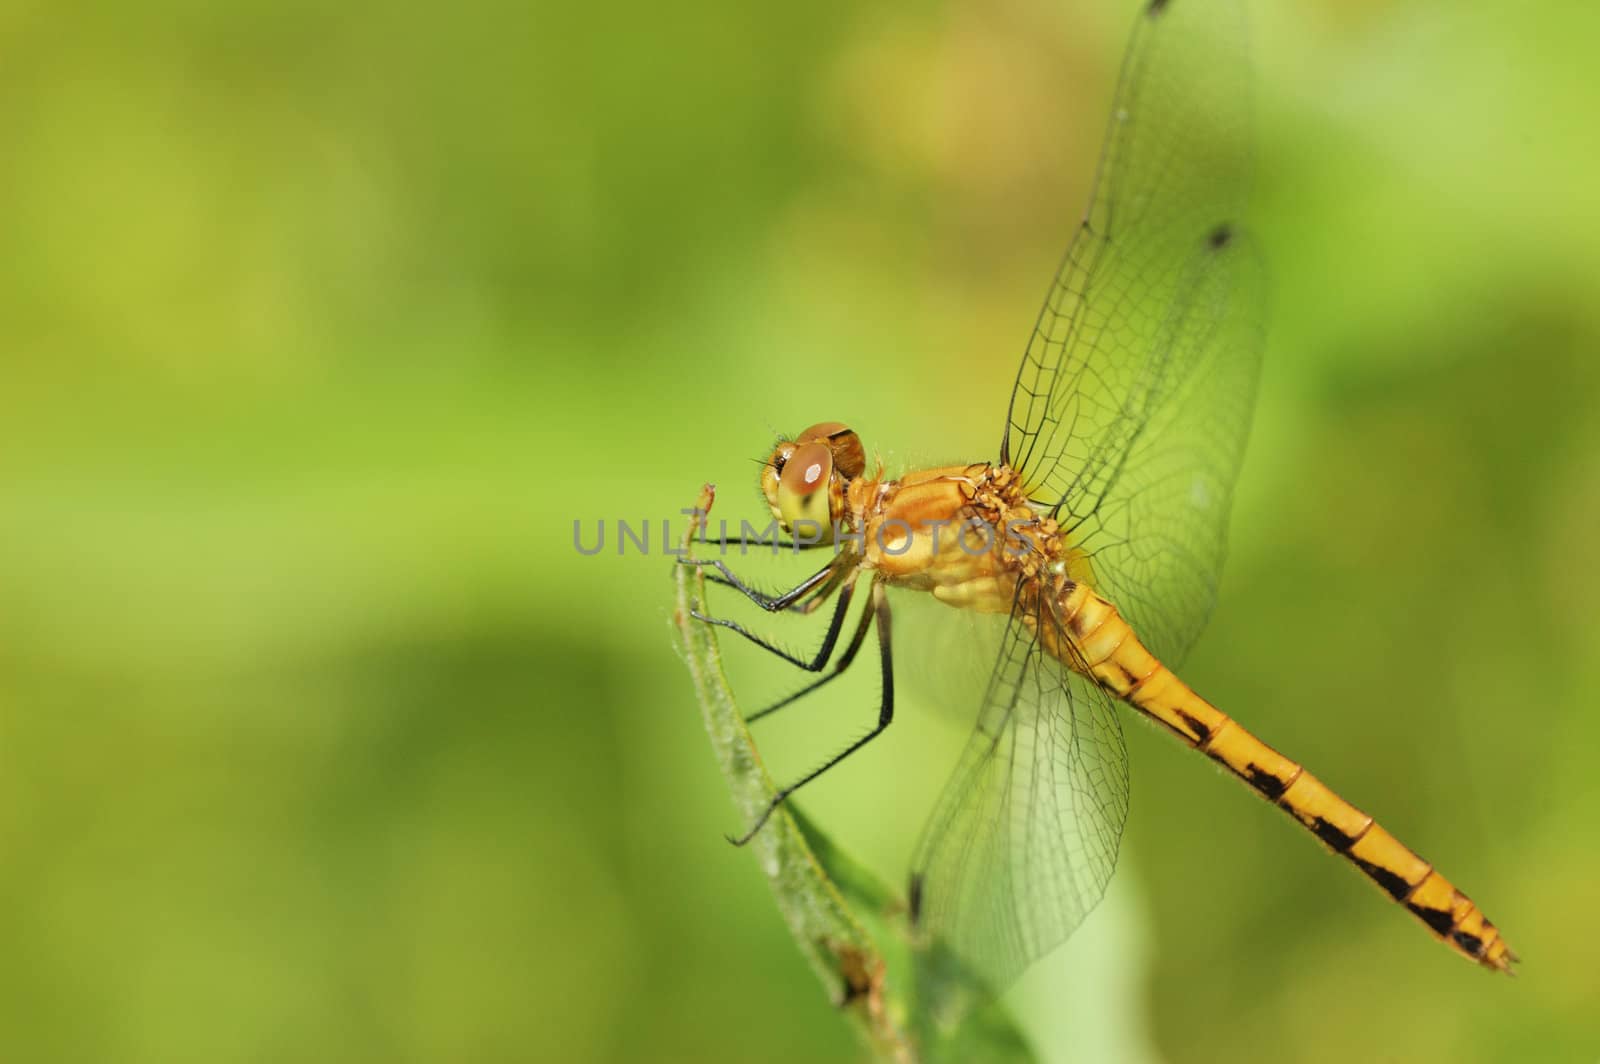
[682,0,1514,992]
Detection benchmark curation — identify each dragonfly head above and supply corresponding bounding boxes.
[761,421,865,542]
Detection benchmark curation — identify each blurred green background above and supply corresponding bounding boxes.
[3,0,1598,1060]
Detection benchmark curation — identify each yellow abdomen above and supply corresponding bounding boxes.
[1047,582,1516,973]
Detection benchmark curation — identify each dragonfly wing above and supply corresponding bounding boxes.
[888,585,1010,728]
[908,590,1129,993]
[1002,0,1264,664]
[1073,232,1264,664]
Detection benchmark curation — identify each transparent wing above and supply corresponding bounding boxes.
[1075,232,1264,664]
[908,592,1129,993]
[1001,0,1264,664]
[888,585,1009,730]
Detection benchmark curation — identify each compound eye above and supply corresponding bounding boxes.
[777,441,833,531]
[798,421,846,442]
[796,422,865,479]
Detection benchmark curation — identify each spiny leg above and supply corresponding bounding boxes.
[694,570,859,671]
[728,581,895,846]
[746,587,879,725]
[700,570,836,616]
[680,556,836,612]
[689,529,831,552]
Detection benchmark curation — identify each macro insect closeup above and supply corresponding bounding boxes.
[665,0,1585,1057]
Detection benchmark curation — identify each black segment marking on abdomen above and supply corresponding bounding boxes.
[1243,763,1289,800]
[1172,707,1211,744]
[1407,902,1456,936]
[1099,661,1139,695]
[1305,816,1366,853]
[1354,858,1414,901]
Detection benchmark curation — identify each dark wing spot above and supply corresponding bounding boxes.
[1407,902,1456,936]
[1147,0,1172,15]
[1354,858,1414,901]
[1243,763,1289,800]
[908,872,925,925]
[1208,223,1234,250]
[1452,930,1485,957]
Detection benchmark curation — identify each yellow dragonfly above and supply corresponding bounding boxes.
[684,0,1514,991]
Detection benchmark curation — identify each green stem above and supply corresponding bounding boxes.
[672,485,912,1060]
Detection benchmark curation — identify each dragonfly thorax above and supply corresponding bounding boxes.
[851,462,1093,615]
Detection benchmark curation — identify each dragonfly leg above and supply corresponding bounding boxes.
[692,571,858,672]
[690,530,830,552]
[679,556,836,612]
[745,585,878,725]
[728,582,894,847]
[699,569,836,616]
